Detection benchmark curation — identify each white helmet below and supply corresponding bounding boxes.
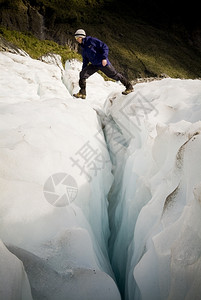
[74,29,86,38]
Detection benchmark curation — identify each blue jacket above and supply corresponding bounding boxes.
[81,36,110,69]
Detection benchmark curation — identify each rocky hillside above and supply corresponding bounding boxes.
[0,0,201,79]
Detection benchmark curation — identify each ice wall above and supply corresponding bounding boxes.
[0,52,121,300]
[103,79,201,300]
[0,240,33,300]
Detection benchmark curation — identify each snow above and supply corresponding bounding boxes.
[0,50,201,300]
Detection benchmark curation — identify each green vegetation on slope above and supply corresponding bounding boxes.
[0,0,201,79]
[86,15,201,79]
[0,26,80,66]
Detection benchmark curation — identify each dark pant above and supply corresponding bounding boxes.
[79,64,130,94]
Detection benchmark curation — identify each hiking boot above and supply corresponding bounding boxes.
[73,92,86,99]
[122,84,134,95]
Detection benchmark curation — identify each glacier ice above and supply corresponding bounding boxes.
[0,240,33,300]
[8,244,121,300]
[1,50,201,300]
[103,79,201,300]
[0,52,120,300]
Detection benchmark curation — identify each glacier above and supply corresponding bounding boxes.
[0,240,32,300]
[0,49,201,300]
[102,79,201,300]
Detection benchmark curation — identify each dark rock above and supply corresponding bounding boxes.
[27,5,45,39]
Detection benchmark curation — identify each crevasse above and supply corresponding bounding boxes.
[99,78,201,300]
[1,54,201,300]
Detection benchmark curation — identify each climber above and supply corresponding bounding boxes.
[73,29,134,99]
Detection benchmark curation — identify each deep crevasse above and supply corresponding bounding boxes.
[62,58,201,300]
[101,79,201,300]
[1,52,201,300]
